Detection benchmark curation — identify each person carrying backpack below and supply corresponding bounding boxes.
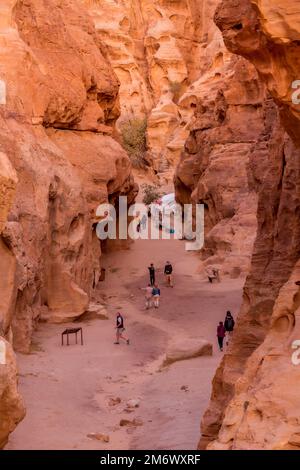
[224,311,235,346]
[217,321,226,351]
[114,312,130,345]
[164,261,173,287]
[152,284,161,308]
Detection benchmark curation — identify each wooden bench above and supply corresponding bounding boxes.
[61,327,83,346]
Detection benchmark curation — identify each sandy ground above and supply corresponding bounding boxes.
[7,235,244,450]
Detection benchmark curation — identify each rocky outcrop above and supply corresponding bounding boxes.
[214,0,300,146]
[84,0,224,173]
[175,55,269,277]
[0,154,25,449]
[0,152,17,233]
[0,0,137,352]
[200,0,300,450]
[163,338,212,367]
[0,151,18,342]
[85,0,262,274]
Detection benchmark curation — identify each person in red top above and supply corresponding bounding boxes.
[217,321,226,351]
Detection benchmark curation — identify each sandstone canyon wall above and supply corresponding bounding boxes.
[200,0,300,449]
[83,0,261,274]
[174,55,268,277]
[83,0,264,275]
[2,0,300,451]
[84,0,226,173]
[0,0,138,447]
[0,152,25,449]
[0,0,137,354]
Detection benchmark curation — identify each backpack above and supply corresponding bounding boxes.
[165,264,172,274]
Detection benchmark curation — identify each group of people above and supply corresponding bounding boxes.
[216,311,235,351]
[140,284,161,309]
[114,261,174,344]
[148,262,173,288]
[141,261,174,309]
[115,262,236,352]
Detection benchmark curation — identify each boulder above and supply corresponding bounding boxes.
[87,433,110,443]
[120,418,143,427]
[126,399,140,409]
[163,338,212,367]
[78,303,109,322]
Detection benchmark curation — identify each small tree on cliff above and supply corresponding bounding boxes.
[120,117,148,169]
[142,184,161,206]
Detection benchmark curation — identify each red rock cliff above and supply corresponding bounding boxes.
[0,0,137,445]
[0,153,25,448]
[200,0,300,450]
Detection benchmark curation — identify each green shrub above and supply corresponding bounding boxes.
[120,118,147,169]
[142,184,161,206]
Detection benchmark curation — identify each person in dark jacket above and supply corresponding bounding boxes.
[114,312,130,345]
[224,311,235,346]
[148,263,155,286]
[217,321,226,351]
[164,261,173,287]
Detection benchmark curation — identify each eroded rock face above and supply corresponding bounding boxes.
[163,338,212,367]
[0,152,17,233]
[85,0,262,274]
[175,56,270,277]
[209,260,300,450]
[214,0,300,145]
[0,154,24,449]
[200,0,300,450]
[84,0,224,173]
[0,0,137,352]
[0,338,25,449]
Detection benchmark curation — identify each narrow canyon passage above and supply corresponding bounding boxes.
[6,236,244,450]
[2,0,300,453]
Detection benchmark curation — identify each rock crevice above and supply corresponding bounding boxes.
[200,0,300,450]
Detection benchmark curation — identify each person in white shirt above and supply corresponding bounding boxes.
[140,284,154,309]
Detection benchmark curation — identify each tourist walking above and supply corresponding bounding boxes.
[152,284,161,308]
[164,261,173,287]
[114,312,130,345]
[217,321,226,351]
[141,214,148,231]
[148,263,155,286]
[224,311,235,346]
[140,284,154,309]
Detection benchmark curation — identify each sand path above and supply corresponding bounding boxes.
[7,235,244,450]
